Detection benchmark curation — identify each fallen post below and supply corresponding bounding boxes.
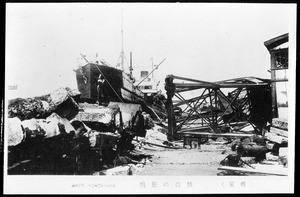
[179,131,255,138]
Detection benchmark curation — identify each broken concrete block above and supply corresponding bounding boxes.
[264,133,288,144]
[8,87,80,121]
[100,165,131,175]
[49,87,80,106]
[8,98,48,120]
[42,113,75,138]
[7,117,24,146]
[47,88,80,120]
[272,118,288,131]
[266,152,279,161]
[36,119,58,138]
[20,113,75,139]
[46,113,75,133]
[21,118,46,138]
[72,103,120,132]
[270,126,288,138]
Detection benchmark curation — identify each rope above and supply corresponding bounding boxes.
[94,64,124,103]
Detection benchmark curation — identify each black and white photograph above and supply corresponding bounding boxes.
[3,2,296,194]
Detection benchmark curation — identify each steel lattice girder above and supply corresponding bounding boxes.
[164,75,272,141]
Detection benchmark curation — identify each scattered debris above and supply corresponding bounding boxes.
[6,84,289,176]
[218,116,289,176]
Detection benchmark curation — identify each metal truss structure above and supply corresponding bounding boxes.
[165,75,272,141]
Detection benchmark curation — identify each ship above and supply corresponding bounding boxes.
[75,60,145,104]
[136,58,162,97]
[75,14,167,119]
[74,56,167,121]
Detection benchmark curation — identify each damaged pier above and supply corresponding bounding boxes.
[5,34,290,176]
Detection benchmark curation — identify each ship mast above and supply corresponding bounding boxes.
[130,52,133,76]
[117,10,125,71]
[121,10,124,71]
[151,57,154,79]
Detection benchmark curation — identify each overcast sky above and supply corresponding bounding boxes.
[6,3,296,99]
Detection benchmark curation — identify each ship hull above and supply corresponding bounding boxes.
[75,63,144,103]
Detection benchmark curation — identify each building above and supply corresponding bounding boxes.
[264,33,289,119]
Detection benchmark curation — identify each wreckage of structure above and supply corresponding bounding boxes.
[164,75,273,142]
[5,33,290,177]
[7,87,154,175]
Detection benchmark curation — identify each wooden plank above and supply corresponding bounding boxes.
[8,159,31,170]
[271,78,288,82]
[264,133,288,144]
[218,166,288,176]
[270,126,288,138]
[133,139,180,149]
[178,131,254,138]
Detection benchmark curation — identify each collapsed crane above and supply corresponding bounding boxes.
[165,75,273,142]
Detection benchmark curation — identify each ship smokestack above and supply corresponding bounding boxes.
[130,51,133,76]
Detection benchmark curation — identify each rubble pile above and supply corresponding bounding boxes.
[7,87,155,175]
[8,87,80,120]
[6,87,289,176]
[264,118,288,167]
[218,119,289,176]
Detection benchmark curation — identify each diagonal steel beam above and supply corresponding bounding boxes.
[175,92,214,131]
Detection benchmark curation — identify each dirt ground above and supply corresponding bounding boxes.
[135,144,231,176]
